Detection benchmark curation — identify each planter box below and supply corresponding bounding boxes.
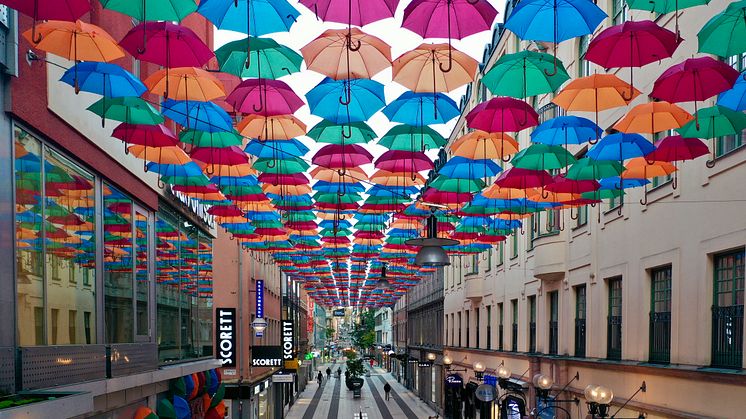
[0,391,92,418]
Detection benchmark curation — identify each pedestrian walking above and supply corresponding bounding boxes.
[326,367,331,379]
[383,382,392,401]
[317,371,323,385]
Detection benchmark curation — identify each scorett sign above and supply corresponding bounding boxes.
[282,320,295,360]
[216,308,236,367]
[252,346,283,367]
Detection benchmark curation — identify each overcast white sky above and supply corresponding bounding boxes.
[214,0,507,168]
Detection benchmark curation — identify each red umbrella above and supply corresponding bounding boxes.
[112,123,178,148]
[545,174,599,194]
[5,0,90,42]
[207,205,244,217]
[495,167,553,189]
[644,135,709,189]
[374,150,433,172]
[651,57,740,127]
[586,20,681,100]
[191,146,249,166]
[312,144,373,169]
[422,188,473,204]
[466,97,539,133]
[227,79,304,116]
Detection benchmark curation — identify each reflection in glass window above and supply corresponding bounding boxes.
[136,210,149,336]
[104,184,134,343]
[15,126,97,345]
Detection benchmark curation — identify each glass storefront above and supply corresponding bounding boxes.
[13,124,213,359]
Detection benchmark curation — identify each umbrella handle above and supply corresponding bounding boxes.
[338,168,347,177]
[157,178,165,189]
[281,67,292,76]
[31,23,42,43]
[205,165,214,176]
[541,189,549,199]
[137,0,147,54]
[543,55,558,77]
[339,93,352,106]
[569,207,578,220]
[253,94,264,113]
[439,44,453,73]
[266,159,276,168]
[347,31,362,52]
[341,124,352,139]
[640,188,648,206]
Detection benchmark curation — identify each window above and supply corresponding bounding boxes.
[650,266,672,363]
[549,291,559,355]
[576,205,588,228]
[612,0,629,25]
[607,277,623,360]
[68,310,77,344]
[485,249,492,272]
[511,300,518,351]
[458,312,462,347]
[486,305,492,350]
[466,310,470,347]
[14,127,97,346]
[497,242,504,267]
[498,303,504,351]
[451,313,455,346]
[712,250,744,368]
[575,286,587,357]
[104,184,134,344]
[528,296,536,353]
[467,254,479,275]
[475,308,480,349]
[578,35,591,77]
[84,311,92,344]
[510,231,519,259]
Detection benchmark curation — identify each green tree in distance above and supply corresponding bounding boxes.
[351,309,376,350]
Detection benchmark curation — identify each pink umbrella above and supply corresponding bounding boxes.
[402,0,498,72]
[644,135,709,189]
[227,78,304,116]
[374,150,434,172]
[466,97,539,133]
[494,167,553,189]
[112,123,178,148]
[586,20,681,100]
[651,57,740,127]
[421,188,473,204]
[299,0,399,27]
[191,146,250,166]
[4,0,90,42]
[312,144,373,169]
[258,173,310,186]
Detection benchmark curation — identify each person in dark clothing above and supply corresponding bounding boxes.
[336,367,342,378]
[383,382,392,401]
[326,367,331,379]
[317,371,323,385]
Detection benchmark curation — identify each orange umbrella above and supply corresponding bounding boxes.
[128,145,191,165]
[613,101,693,134]
[482,184,536,199]
[143,67,225,100]
[451,131,519,161]
[310,166,367,183]
[553,74,641,142]
[262,184,312,195]
[237,114,306,139]
[196,162,255,178]
[622,157,677,204]
[393,43,478,93]
[24,20,124,62]
[370,170,425,186]
[527,190,581,203]
[301,28,391,80]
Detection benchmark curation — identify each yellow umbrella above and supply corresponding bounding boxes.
[451,131,519,161]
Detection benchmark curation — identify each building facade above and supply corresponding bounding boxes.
[3,4,222,417]
[443,0,746,418]
[374,307,393,348]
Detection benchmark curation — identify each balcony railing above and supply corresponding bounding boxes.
[712,305,744,369]
[574,319,586,358]
[649,312,671,363]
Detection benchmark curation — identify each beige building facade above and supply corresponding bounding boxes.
[443,0,746,417]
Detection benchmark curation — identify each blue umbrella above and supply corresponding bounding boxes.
[531,116,603,145]
[211,175,259,187]
[439,156,503,179]
[244,138,309,158]
[587,133,656,161]
[161,100,233,132]
[504,0,606,74]
[306,78,386,124]
[366,185,420,197]
[146,162,204,177]
[197,0,299,36]
[717,72,746,111]
[599,177,650,190]
[313,181,366,194]
[382,92,459,125]
[60,62,146,97]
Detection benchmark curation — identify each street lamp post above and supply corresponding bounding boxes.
[584,382,647,419]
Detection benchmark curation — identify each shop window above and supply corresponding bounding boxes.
[104,184,134,343]
[498,303,504,351]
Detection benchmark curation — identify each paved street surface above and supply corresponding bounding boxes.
[287,362,439,419]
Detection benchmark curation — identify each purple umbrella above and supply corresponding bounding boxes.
[120,22,214,98]
[402,0,498,72]
[466,97,539,133]
[226,78,304,116]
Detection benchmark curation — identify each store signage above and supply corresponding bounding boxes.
[252,346,283,367]
[272,373,295,383]
[418,361,433,368]
[216,308,236,367]
[168,186,215,228]
[484,374,497,387]
[284,359,299,371]
[256,280,264,318]
[333,309,345,317]
[445,374,464,388]
[475,384,498,403]
[282,320,295,360]
[500,395,526,419]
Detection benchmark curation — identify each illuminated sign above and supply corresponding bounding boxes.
[282,320,295,360]
[252,346,283,367]
[256,279,264,319]
[216,308,236,367]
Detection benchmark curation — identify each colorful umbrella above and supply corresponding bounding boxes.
[144,67,226,101]
[100,0,196,23]
[677,106,746,139]
[161,100,233,132]
[698,0,746,58]
[237,114,306,140]
[717,72,746,112]
[307,120,376,144]
[483,50,570,98]
[299,0,398,27]
[438,156,502,179]
[512,144,577,170]
[466,97,539,133]
[198,0,299,37]
[622,158,677,204]
[7,0,90,43]
[129,145,191,166]
[378,125,446,151]
[587,133,656,161]
[451,131,519,161]
[613,102,693,134]
[374,150,433,173]
[87,97,164,126]
[531,116,601,146]
[305,78,385,123]
[626,0,709,35]
[565,157,624,180]
[382,92,459,125]
[393,43,478,93]
[180,130,244,148]
[312,144,373,169]
[227,78,304,116]
[645,134,709,189]
[586,20,681,99]
[301,28,391,80]
[113,124,179,151]
[216,37,302,78]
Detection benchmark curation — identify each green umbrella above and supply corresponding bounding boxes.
[364,196,410,205]
[307,120,376,144]
[87,97,164,126]
[284,211,316,222]
[180,129,244,148]
[314,193,361,204]
[511,144,577,170]
[100,0,196,22]
[221,185,264,196]
[566,158,625,180]
[378,125,446,151]
[216,37,303,79]
[677,106,746,139]
[355,222,388,231]
[252,219,284,228]
[253,157,309,174]
[582,188,623,200]
[429,176,485,193]
[627,0,708,14]
[698,0,746,57]
[160,175,211,187]
[320,228,351,237]
[482,50,570,99]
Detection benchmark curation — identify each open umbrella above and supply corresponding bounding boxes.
[531,116,601,146]
[677,105,746,166]
[645,135,708,189]
[512,144,577,171]
[87,97,164,126]
[375,150,433,173]
[306,78,385,124]
[237,114,306,139]
[698,0,746,58]
[299,0,398,27]
[216,37,302,78]
[438,156,502,179]
[717,72,746,112]
[312,144,373,170]
[451,131,519,161]
[402,0,497,74]
[586,20,681,99]
[621,158,677,204]
[565,157,624,180]
[393,43,478,94]
[587,133,656,162]
[198,0,299,40]
[483,50,570,99]
[307,120,376,144]
[613,102,693,134]
[180,130,244,148]
[301,28,391,80]
[144,67,226,101]
[5,0,90,43]
[112,124,179,162]
[626,0,709,36]
[504,0,606,74]
[466,97,539,133]
[227,78,304,116]
[161,100,233,132]
[383,92,459,125]
[378,125,446,151]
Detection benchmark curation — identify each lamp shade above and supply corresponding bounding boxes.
[427,352,437,361]
[414,245,450,266]
[595,385,614,404]
[584,385,599,402]
[473,361,486,373]
[443,355,453,366]
[533,374,553,390]
[497,366,511,379]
